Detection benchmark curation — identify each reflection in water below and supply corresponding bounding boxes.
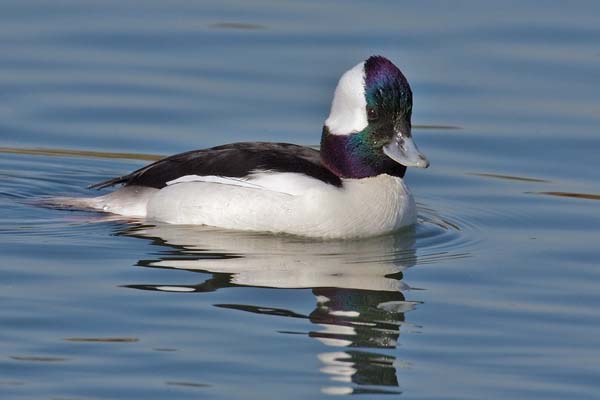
[209,22,268,30]
[531,191,600,201]
[309,287,411,394]
[0,146,163,161]
[165,381,211,388]
[119,224,419,395]
[468,172,550,183]
[64,337,139,343]
[10,356,69,362]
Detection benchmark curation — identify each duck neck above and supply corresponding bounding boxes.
[320,126,406,179]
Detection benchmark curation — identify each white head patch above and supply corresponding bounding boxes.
[324,61,368,136]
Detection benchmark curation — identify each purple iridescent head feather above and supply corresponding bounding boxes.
[364,56,412,116]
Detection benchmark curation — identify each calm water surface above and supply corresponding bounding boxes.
[1,1,600,399]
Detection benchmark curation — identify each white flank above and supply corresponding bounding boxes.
[57,173,415,238]
[144,174,415,238]
[246,171,326,195]
[166,175,263,189]
[166,172,322,196]
[154,286,196,292]
[324,61,368,135]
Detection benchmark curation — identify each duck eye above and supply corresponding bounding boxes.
[367,107,379,121]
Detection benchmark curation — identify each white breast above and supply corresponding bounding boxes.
[144,174,415,238]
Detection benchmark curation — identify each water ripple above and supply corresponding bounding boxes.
[415,202,480,266]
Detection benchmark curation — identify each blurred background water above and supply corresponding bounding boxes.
[1,1,600,399]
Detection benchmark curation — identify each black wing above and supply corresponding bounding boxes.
[89,142,342,190]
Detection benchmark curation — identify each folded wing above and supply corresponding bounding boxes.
[89,142,342,190]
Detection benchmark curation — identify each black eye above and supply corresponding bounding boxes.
[367,107,378,121]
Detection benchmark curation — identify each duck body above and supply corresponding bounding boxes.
[78,56,429,239]
[147,175,414,238]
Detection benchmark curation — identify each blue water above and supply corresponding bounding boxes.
[2,1,600,399]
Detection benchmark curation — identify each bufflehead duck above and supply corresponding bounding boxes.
[78,56,429,238]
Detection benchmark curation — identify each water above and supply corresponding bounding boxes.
[1,1,600,398]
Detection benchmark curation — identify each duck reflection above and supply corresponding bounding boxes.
[119,223,419,395]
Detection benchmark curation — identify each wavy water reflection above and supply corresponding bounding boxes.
[119,224,421,394]
[122,224,417,290]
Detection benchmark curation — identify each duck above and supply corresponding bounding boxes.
[75,55,429,239]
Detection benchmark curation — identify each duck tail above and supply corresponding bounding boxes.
[32,195,107,211]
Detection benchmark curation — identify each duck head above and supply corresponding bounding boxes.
[321,56,429,179]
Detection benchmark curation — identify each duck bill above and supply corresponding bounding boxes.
[383,134,430,168]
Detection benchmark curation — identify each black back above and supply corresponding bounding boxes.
[89,142,342,190]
